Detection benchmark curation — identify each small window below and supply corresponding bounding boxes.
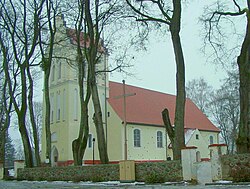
[209,136,214,145]
[157,131,163,148]
[196,134,199,140]
[88,134,92,148]
[134,129,141,147]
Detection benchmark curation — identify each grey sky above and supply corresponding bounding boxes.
[110,1,230,95]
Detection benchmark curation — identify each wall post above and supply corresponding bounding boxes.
[209,144,227,181]
[181,146,197,181]
[14,160,25,178]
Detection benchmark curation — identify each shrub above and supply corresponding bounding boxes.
[230,163,250,182]
[91,175,104,182]
[144,172,165,184]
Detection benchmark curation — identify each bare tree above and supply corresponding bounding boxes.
[202,0,250,153]
[26,101,43,165]
[38,0,61,166]
[186,78,213,114]
[0,0,46,167]
[126,0,186,160]
[84,0,110,164]
[209,82,239,154]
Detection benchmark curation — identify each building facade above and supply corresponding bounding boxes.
[41,16,220,166]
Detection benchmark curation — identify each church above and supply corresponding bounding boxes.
[41,15,220,166]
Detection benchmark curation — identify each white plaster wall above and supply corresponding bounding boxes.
[186,129,217,158]
[126,124,169,160]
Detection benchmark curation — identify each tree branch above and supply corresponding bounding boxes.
[162,108,174,140]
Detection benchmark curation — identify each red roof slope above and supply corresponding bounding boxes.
[66,28,105,52]
[108,81,220,132]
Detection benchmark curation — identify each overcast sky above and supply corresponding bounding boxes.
[110,1,230,95]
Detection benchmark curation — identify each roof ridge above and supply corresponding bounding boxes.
[109,80,176,97]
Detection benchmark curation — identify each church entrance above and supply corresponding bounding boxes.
[51,146,59,167]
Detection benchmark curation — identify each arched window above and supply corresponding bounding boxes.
[57,91,61,121]
[51,65,55,82]
[133,129,141,147]
[88,134,93,148]
[58,62,61,79]
[209,136,214,145]
[157,131,163,148]
[196,151,201,162]
[62,89,66,121]
[73,89,78,120]
[50,93,54,123]
[51,132,57,142]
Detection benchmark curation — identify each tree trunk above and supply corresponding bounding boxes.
[236,9,250,153]
[18,114,33,167]
[169,0,186,160]
[84,0,109,164]
[162,108,175,158]
[72,102,89,166]
[91,82,109,164]
[0,130,6,163]
[44,68,52,165]
[27,67,41,166]
[72,62,90,165]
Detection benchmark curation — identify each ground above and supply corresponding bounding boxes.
[0,181,250,189]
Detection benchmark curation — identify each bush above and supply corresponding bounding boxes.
[144,172,165,184]
[91,175,104,182]
[230,163,250,182]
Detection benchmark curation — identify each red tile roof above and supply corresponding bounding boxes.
[108,81,220,132]
[66,28,105,53]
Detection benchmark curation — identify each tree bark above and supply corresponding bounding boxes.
[162,108,175,157]
[43,66,52,166]
[91,83,109,164]
[72,50,91,165]
[169,0,186,160]
[236,6,250,153]
[84,0,109,164]
[27,67,41,166]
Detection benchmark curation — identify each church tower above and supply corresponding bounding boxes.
[41,15,109,166]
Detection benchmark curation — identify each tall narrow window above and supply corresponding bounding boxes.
[62,89,66,121]
[134,129,141,147]
[157,131,163,148]
[88,134,92,148]
[73,89,78,120]
[51,65,55,82]
[57,91,60,121]
[209,136,214,145]
[58,62,61,79]
[50,93,54,123]
[51,132,57,142]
